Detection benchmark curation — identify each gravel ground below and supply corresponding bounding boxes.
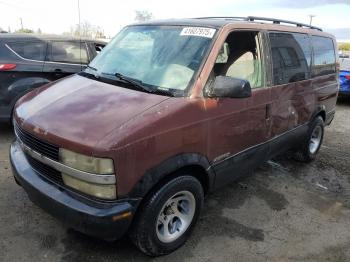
[1,99,350,262]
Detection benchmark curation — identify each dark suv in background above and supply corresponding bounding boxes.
[0,34,106,123]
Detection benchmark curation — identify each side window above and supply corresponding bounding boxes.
[269,33,312,85]
[51,41,88,64]
[7,41,46,61]
[311,36,336,77]
[209,31,265,89]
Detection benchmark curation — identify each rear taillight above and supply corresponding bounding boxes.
[0,64,16,71]
[346,75,350,80]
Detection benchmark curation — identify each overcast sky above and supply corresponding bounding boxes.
[0,0,349,40]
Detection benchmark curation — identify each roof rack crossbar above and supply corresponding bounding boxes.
[194,16,322,31]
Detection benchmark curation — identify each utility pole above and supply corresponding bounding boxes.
[19,17,23,30]
[308,15,315,26]
[77,0,81,36]
[77,0,82,62]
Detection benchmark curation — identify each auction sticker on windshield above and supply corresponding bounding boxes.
[180,27,216,38]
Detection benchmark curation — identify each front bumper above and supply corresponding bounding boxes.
[10,140,138,240]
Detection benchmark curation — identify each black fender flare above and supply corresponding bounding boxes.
[310,105,326,124]
[127,153,215,199]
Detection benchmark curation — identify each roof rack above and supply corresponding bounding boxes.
[195,16,323,31]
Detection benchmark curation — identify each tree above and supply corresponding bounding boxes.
[339,43,350,51]
[68,21,106,38]
[94,28,106,39]
[134,10,153,22]
[15,28,34,33]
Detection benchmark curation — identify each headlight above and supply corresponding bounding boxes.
[59,148,114,174]
[62,174,116,200]
[59,148,116,199]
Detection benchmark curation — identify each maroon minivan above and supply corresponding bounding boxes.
[10,17,338,256]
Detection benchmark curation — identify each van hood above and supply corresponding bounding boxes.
[15,74,170,150]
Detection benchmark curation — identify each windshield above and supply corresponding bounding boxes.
[86,25,216,96]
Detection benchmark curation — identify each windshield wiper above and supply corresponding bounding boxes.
[114,72,154,93]
[114,73,174,96]
[82,65,100,80]
[98,71,175,97]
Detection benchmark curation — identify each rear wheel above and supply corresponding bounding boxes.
[294,116,324,162]
[129,175,204,256]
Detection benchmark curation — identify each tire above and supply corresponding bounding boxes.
[129,175,204,256]
[294,116,324,163]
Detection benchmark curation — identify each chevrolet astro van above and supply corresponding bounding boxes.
[10,17,338,256]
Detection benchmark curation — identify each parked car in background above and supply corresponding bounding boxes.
[0,34,106,123]
[339,58,350,96]
[10,17,338,256]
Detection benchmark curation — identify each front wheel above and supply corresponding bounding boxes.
[129,175,204,256]
[294,116,324,162]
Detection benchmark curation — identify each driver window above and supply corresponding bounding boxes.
[207,31,265,90]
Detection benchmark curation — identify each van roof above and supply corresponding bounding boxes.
[0,33,107,44]
[134,16,330,35]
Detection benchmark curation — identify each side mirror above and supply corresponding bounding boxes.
[209,76,252,98]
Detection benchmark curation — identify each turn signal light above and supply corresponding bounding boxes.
[0,64,16,71]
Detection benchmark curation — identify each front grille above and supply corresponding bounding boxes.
[14,122,63,186]
[25,153,64,185]
[14,123,59,161]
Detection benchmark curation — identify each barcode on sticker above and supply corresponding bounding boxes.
[180,27,216,38]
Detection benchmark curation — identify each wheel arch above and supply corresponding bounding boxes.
[8,77,51,121]
[310,105,326,123]
[127,153,215,200]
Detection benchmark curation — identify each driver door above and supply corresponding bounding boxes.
[203,30,272,188]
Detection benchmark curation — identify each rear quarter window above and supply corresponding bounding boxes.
[7,41,47,61]
[311,36,336,77]
[51,41,88,64]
